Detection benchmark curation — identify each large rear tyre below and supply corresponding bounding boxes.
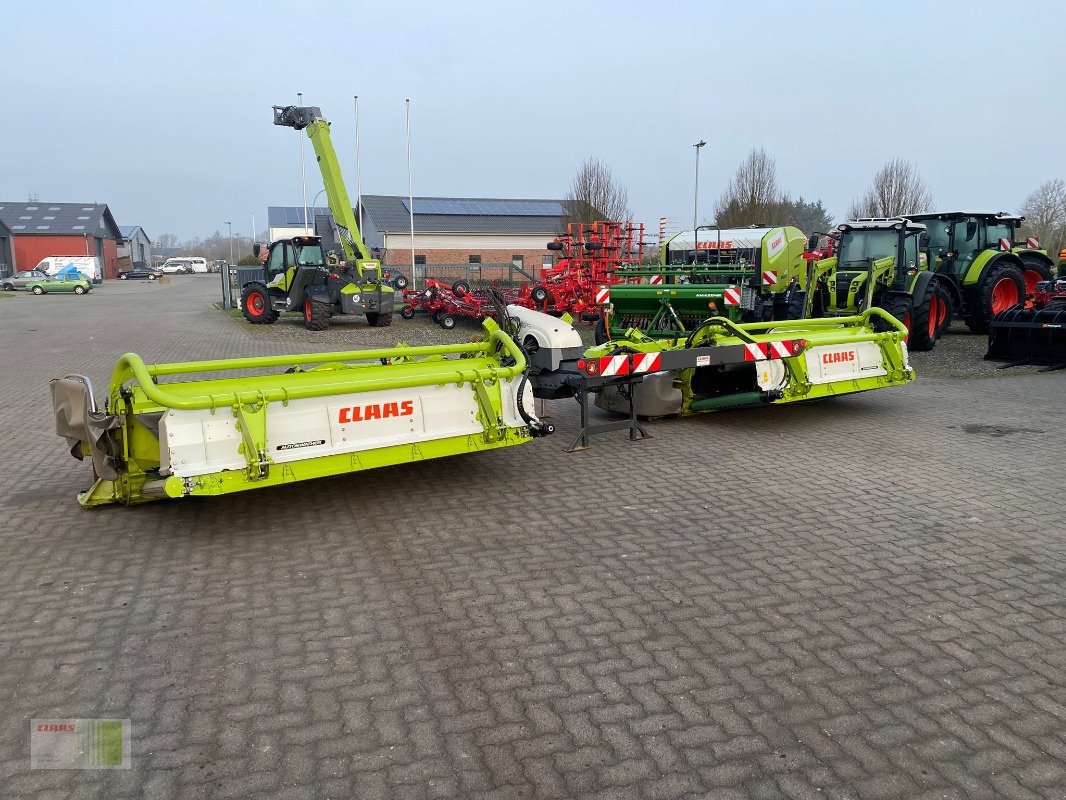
[967,264,1025,334]
[1019,260,1054,295]
[241,283,278,324]
[372,311,393,327]
[908,281,952,352]
[303,296,331,331]
[876,294,912,340]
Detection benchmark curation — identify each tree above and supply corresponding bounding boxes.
[776,196,834,234]
[1019,178,1066,256]
[713,148,783,228]
[564,157,630,224]
[155,232,178,251]
[847,158,933,219]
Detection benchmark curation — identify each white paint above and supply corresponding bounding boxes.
[803,341,888,384]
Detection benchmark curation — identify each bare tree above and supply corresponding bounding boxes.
[847,158,933,219]
[713,147,783,228]
[564,157,630,224]
[1019,178,1066,255]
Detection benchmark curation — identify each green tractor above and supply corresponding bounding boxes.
[601,225,810,341]
[241,235,394,331]
[907,211,1057,333]
[799,218,952,351]
[241,104,396,331]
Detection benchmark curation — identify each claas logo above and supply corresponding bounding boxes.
[822,350,856,365]
[338,400,415,423]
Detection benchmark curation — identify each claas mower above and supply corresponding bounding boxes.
[51,320,551,507]
[600,226,810,342]
[798,219,953,351]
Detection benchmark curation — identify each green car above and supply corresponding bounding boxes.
[25,274,93,295]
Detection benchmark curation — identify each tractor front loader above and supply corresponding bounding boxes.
[51,321,551,507]
[798,219,952,352]
[240,105,396,330]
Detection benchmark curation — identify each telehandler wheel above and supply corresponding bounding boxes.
[373,312,393,327]
[439,314,456,330]
[241,283,278,324]
[303,297,331,331]
[365,312,379,326]
[400,306,415,320]
[909,281,952,352]
[966,264,1025,334]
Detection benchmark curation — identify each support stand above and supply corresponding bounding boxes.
[566,380,650,453]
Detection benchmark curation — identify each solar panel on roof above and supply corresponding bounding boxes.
[404,198,565,216]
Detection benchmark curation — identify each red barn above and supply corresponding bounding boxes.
[0,201,122,279]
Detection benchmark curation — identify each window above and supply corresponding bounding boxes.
[511,254,524,268]
[468,255,481,264]
[414,254,426,265]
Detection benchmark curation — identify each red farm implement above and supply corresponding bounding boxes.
[986,278,1066,368]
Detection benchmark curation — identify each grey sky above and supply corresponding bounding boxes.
[4,0,1064,241]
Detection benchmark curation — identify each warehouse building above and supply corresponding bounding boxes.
[267,196,570,276]
[0,202,123,279]
[0,218,14,279]
[117,225,152,270]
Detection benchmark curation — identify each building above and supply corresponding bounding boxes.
[0,202,123,279]
[0,217,14,279]
[267,196,571,276]
[117,225,152,270]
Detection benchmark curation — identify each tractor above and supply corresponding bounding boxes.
[242,235,394,331]
[796,218,952,351]
[907,211,1056,333]
[240,104,395,330]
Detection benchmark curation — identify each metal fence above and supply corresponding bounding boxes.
[221,265,265,309]
[412,262,537,289]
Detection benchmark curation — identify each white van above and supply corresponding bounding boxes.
[34,256,103,283]
[184,257,209,274]
[161,257,209,274]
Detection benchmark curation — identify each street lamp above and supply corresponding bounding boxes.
[310,189,326,235]
[225,221,233,265]
[693,140,706,232]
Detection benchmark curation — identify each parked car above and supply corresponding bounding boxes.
[33,256,103,283]
[210,259,227,273]
[25,274,93,295]
[118,265,163,281]
[1,268,50,291]
[159,260,192,274]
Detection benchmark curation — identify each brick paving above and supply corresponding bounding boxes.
[0,277,1064,799]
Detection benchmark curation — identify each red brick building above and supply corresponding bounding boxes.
[0,202,122,279]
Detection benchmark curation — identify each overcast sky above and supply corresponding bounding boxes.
[4,0,1064,241]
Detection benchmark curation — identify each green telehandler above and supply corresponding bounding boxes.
[798,218,952,351]
[907,211,1056,333]
[240,105,395,331]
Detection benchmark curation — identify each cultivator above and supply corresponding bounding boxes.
[986,278,1066,368]
[51,321,551,507]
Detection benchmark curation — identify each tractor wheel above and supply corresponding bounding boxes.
[74,285,86,295]
[593,316,609,345]
[365,312,379,326]
[908,281,952,352]
[439,314,456,330]
[967,264,1025,334]
[400,305,416,320]
[876,294,912,340]
[373,311,393,327]
[241,283,278,324]
[393,274,409,289]
[452,280,470,297]
[32,286,45,295]
[1020,260,1054,295]
[303,296,331,331]
[531,285,550,304]
[785,290,823,320]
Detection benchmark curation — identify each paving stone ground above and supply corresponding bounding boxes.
[0,277,1063,799]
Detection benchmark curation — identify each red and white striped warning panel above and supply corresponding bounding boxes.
[999,238,1011,251]
[742,340,803,361]
[762,270,778,286]
[581,352,663,377]
[648,274,663,285]
[595,286,610,304]
[723,286,741,305]
[1026,236,1040,249]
